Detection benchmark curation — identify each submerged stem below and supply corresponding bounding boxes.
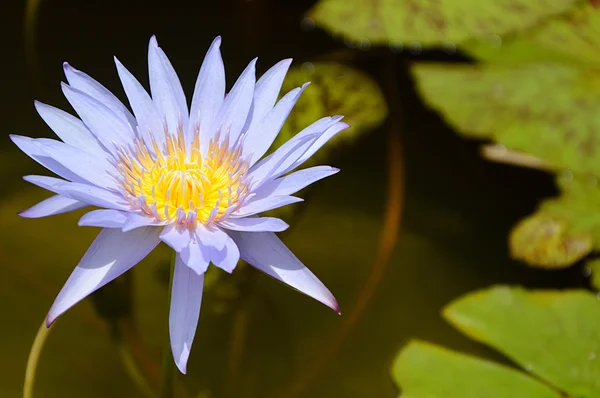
[24,321,53,398]
[160,251,177,398]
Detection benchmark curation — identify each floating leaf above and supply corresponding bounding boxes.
[412,62,600,176]
[586,258,600,290]
[392,340,562,398]
[510,173,600,268]
[444,286,600,398]
[467,3,600,67]
[393,286,600,397]
[274,62,387,164]
[266,62,386,222]
[308,0,578,47]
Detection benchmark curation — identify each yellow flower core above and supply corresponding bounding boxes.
[116,131,249,224]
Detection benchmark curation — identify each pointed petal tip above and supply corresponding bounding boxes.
[45,313,56,328]
[176,361,188,375]
[149,35,159,48]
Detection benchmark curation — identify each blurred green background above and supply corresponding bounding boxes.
[0,0,591,397]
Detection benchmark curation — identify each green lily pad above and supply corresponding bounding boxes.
[393,286,600,397]
[585,258,600,290]
[444,285,600,398]
[392,340,562,398]
[412,62,600,176]
[266,62,387,222]
[307,0,579,47]
[467,3,600,67]
[275,62,387,164]
[510,174,600,268]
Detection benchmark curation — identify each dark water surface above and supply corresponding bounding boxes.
[0,1,585,397]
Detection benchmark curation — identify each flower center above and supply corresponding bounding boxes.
[116,132,249,224]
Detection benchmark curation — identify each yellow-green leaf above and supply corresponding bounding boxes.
[465,3,600,66]
[510,174,600,268]
[308,0,579,47]
[392,340,562,398]
[412,62,600,176]
[585,258,600,290]
[444,285,600,398]
[274,62,387,165]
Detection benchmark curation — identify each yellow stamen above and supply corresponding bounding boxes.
[116,130,249,224]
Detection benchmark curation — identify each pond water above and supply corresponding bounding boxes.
[0,1,586,397]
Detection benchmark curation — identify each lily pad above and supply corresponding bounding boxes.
[466,3,600,67]
[307,0,578,47]
[393,286,600,397]
[412,62,600,176]
[444,286,600,398]
[510,174,600,268]
[585,258,600,290]
[392,340,562,398]
[275,62,387,165]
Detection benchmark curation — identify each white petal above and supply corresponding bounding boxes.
[62,83,135,149]
[114,57,164,149]
[148,36,188,136]
[216,58,256,146]
[189,36,225,154]
[218,217,289,232]
[180,237,210,275]
[249,58,293,127]
[63,63,137,129]
[78,209,128,228]
[228,231,339,312]
[46,227,162,325]
[20,195,86,218]
[243,83,309,165]
[34,101,106,156]
[169,254,204,374]
[232,196,303,218]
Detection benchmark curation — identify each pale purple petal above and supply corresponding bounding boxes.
[63,63,137,129]
[34,101,106,156]
[23,175,69,193]
[216,58,256,146]
[160,224,192,252]
[114,57,164,148]
[228,231,339,313]
[246,133,317,189]
[293,121,350,168]
[189,36,225,153]
[46,227,162,326]
[122,212,166,232]
[232,196,303,218]
[10,135,87,183]
[180,237,210,275]
[253,166,340,199]
[243,83,309,165]
[195,224,240,273]
[20,195,86,218]
[31,138,118,189]
[53,181,129,210]
[218,217,289,232]
[169,254,204,374]
[79,209,128,228]
[62,83,135,148]
[148,36,188,136]
[249,58,293,127]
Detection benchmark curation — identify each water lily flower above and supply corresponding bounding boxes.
[12,36,347,374]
